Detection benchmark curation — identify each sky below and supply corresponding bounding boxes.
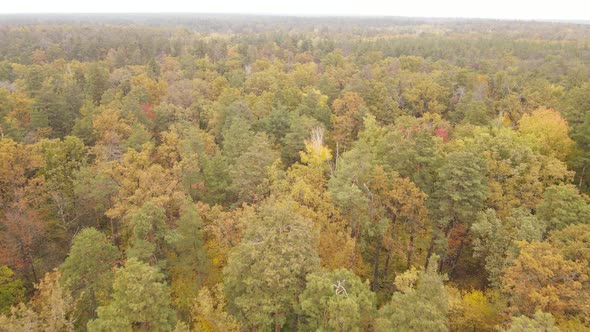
[0,0,588,21]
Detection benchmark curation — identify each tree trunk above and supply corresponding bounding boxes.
[383,249,391,279]
[450,226,471,276]
[275,310,282,332]
[407,229,415,269]
[438,254,445,272]
[371,238,381,291]
[579,164,586,191]
[292,314,298,332]
[28,252,38,281]
[382,248,393,293]
[425,235,436,269]
[350,221,361,268]
[110,217,120,247]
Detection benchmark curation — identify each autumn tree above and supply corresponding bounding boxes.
[274,129,355,270]
[331,91,367,150]
[518,108,575,161]
[549,223,590,267]
[0,270,75,332]
[448,288,503,332]
[191,284,240,332]
[501,241,589,318]
[0,139,46,282]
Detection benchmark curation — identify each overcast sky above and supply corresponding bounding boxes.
[1,0,588,21]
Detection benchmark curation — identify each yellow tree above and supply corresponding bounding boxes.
[502,241,589,318]
[518,108,575,161]
[277,129,356,271]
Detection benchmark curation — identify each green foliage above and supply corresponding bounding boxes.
[228,133,279,205]
[299,268,376,331]
[223,197,320,330]
[376,255,449,332]
[36,135,87,232]
[85,63,109,105]
[87,258,176,332]
[537,184,590,232]
[504,311,559,332]
[124,202,169,263]
[0,266,25,315]
[472,208,544,287]
[60,228,120,328]
[167,204,210,317]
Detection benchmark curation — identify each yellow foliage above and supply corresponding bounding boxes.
[518,108,575,161]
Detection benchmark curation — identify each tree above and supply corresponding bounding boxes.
[33,77,68,138]
[295,88,331,128]
[87,258,176,332]
[536,184,590,232]
[328,137,382,282]
[549,223,590,267]
[105,143,187,244]
[91,108,132,162]
[331,92,367,150]
[228,133,279,205]
[167,203,211,317]
[376,255,449,332]
[36,136,87,234]
[60,228,120,328]
[223,197,320,331]
[275,130,355,271]
[431,148,487,273]
[518,108,575,161]
[0,266,25,315]
[221,116,255,163]
[192,284,240,332]
[368,166,429,270]
[0,270,75,332]
[501,241,589,318]
[472,208,544,287]
[504,311,559,332]
[281,115,322,165]
[85,63,109,105]
[124,202,169,263]
[0,139,46,281]
[472,126,571,218]
[299,268,376,331]
[448,288,503,332]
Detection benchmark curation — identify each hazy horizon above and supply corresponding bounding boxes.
[1,0,588,21]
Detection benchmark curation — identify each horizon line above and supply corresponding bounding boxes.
[0,12,588,24]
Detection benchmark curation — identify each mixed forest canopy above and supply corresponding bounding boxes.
[1,14,590,331]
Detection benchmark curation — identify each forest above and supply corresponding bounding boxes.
[0,14,590,331]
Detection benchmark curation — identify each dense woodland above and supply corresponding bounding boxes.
[1,14,590,331]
